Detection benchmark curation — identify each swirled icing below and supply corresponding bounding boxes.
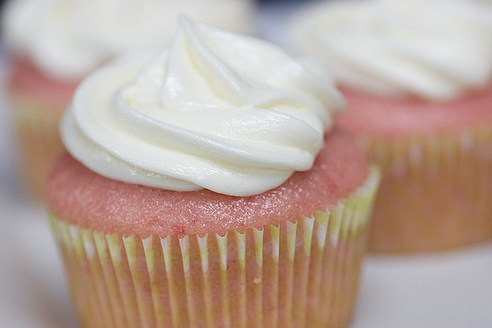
[2,0,255,80]
[288,0,492,100]
[61,18,344,196]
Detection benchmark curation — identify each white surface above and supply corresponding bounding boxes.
[1,4,492,327]
[354,245,492,328]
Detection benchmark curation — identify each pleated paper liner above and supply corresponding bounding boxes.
[9,94,65,200]
[47,167,379,328]
[359,126,492,253]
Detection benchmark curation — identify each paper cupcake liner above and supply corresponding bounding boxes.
[47,167,379,328]
[359,126,492,253]
[9,94,65,200]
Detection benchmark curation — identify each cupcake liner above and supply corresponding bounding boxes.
[360,126,492,253]
[48,167,379,328]
[9,94,65,200]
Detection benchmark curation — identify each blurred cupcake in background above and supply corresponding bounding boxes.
[287,0,492,253]
[1,0,256,200]
[46,17,380,328]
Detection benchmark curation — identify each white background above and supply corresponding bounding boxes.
[1,3,492,327]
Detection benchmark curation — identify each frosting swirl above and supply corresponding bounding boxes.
[2,0,254,80]
[61,18,344,196]
[288,0,492,100]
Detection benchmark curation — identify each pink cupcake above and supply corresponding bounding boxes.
[288,0,492,253]
[46,18,379,327]
[5,56,80,201]
[2,0,256,200]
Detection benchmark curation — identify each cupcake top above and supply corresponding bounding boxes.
[288,0,492,100]
[61,17,344,197]
[2,0,255,81]
[48,134,371,237]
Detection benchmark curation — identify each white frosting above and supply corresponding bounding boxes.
[288,0,492,100]
[2,0,255,80]
[61,18,344,196]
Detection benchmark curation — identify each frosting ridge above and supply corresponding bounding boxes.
[61,18,344,196]
[288,0,492,100]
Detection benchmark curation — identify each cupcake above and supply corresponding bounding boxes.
[287,0,492,253]
[45,18,380,328]
[2,0,256,200]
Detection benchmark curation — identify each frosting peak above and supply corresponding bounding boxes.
[62,18,344,196]
[289,0,492,100]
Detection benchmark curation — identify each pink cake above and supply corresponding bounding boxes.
[337,84,492,253]
[44,18,380,328]
[6,57,80,199]
[337,84,492,137]
[46,133,378,328]
[48,133,370,238]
